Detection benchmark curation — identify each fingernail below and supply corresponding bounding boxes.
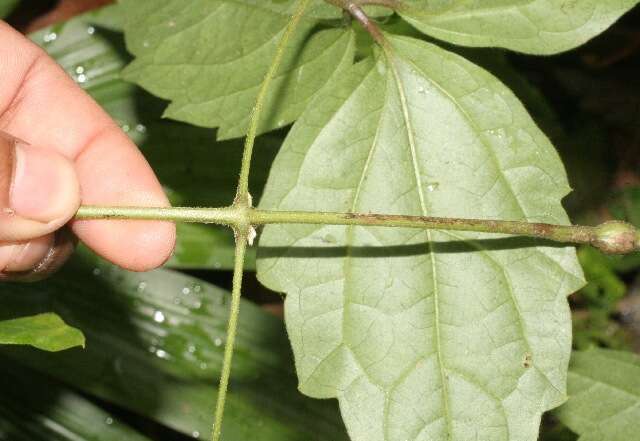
[0,235,54,272]
[10,143,79,223]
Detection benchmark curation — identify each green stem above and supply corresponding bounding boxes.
[236,0,312,203]
[211,231,248,441]
[75,205,640,254]
[75,205,240,225]
[211,1,312,438]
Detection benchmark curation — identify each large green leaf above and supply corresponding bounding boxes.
[554,348,640,441]
[257,35,584,441]
[0,250,347,441]
[121,0,356,140]
[31,5,280,270]
[0,361,152,441]
[399,0,640,55]
[0,313,84,352]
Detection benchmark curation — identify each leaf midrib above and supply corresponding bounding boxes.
[384,49,453,440]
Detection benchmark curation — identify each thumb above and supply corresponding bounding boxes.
[1,131,80,241]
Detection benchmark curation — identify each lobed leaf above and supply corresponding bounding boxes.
[399,0,640,55]
[0,313,84,352]
[121,0,356,140]
[31,4,281,270]
[554,348,640,441]
[258,35,585,441]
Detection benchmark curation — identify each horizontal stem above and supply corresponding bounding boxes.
[248,210,595,243]
[76,205,241,225]
[76,205,640,254]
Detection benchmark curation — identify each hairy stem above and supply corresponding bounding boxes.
[75,205,640,254]
[236,0,312,203]
[211,1,312,438]
[211,232,247,441]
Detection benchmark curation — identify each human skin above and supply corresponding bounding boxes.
[0,21,176,279]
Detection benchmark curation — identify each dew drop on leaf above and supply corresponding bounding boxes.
[153,311,165,323]
[43,32,57,43]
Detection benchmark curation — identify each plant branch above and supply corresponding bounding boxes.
[211,230,248,441]
[236,0,312,203]
[75,205,640,254]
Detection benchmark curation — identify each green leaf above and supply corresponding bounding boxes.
[258,35,584,441]
[0,313,85,352]
[31,4,279,270]
[554,348,640,441]
[0,360,152,441]
[121,0,356,140]
[399,0,640,55]
[0,0,18,19]
[0,251,348,441]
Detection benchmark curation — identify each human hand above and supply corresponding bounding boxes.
[0,21,176,281]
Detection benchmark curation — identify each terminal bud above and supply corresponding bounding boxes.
[592,221,640,255]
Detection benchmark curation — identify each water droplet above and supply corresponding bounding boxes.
[148,346,157,354]
[192,431,200,439]
[199,362,208,370]
[77,74,87,84]
[214,337,223,347]
[193,284,202,293]
[182,287,191,295]
[135,124,147,133]
[2,207,14,214]
[92,268,102,276]
[213,262,222,269]
[188,344,196,353]
[105,417,113,425]
[142,41,150,48]
[277,119,285,127]
[43,32,57,43]
[137,281,147,292]
[75,66,85,74]
[156,349,169,359]
[87,26,95,35]
[153,311,166,323]
[122,124,131,132]
[418,86,426,94]
[426,182,439,192]
[168,20,176,27]
[173,297,181,305]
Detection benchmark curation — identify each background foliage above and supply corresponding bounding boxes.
[1,1,640,440]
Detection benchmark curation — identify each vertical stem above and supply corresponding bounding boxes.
[236,0,312,201]
[213,2,311,439]
[211,234,247,441]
